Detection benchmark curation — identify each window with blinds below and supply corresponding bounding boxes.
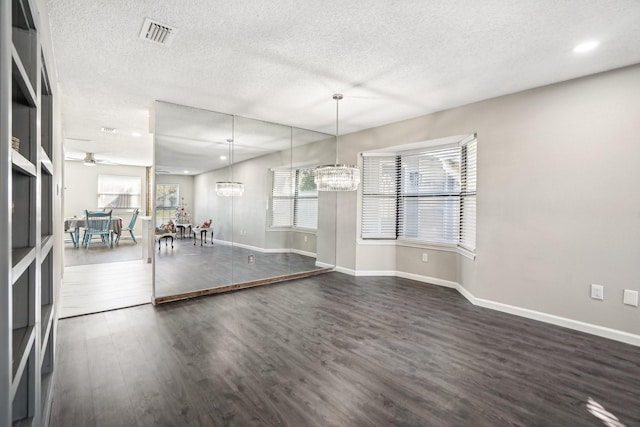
[270,168,318,229]
[361,156,398,239]
[97,174,141,209]
[399,144,461,244]
[460,139,477,251]
[361,137,477,251]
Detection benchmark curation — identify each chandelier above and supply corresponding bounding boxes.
[314,94,360,191]
[215,181,243,197]
[216,134,244,196]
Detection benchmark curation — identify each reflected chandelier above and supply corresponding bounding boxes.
[215,181,243,197]
[216,137,244,197]
[314,94,361,191]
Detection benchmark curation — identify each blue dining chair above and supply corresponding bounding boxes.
[83,209,113,248]
[116,208,139,246]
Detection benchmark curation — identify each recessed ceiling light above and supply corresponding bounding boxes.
[220,155,227,160]
[573,41,599,54]
[183,170,189,174]
[132,132,141,137]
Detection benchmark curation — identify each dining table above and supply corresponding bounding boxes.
[64,215,123,248]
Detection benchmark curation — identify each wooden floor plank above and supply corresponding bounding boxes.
[51,273,640,426]
[60,260,152,318]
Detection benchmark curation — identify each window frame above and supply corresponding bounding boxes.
[97,174,142,210]
[360,135,477,256]
[155,183,180,226]
[269,167,318,231]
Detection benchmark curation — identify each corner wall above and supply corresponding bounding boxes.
[336,64,640,338]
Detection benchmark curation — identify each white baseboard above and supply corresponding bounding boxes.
[335,268,640,347]
[210,239,317,258]
[334,265,356,275]
[212,238,233,247]
[315,261,335,269]
[395,271,458,289]
[291,248,316,258]
[210,239,274,253]
[471,296,640,347]
[354,270,396,277]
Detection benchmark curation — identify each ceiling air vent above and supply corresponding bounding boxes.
[139,18,177,46]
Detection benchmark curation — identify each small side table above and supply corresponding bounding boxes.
[175,223,192,239]
[156,232,175,251]
[192,227,211,246]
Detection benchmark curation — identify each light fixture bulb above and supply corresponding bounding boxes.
[573,41,599,54]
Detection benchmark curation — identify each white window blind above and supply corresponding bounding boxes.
[271,169,295,228]
[271,168,318,229]
[361,155,398,239]
[294,169,318,229]
[460,139,477,251]
[98,175,141,209]
[399,145,461,244]
[361,137,477,252]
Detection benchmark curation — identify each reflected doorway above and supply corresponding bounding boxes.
[60,160,152,317]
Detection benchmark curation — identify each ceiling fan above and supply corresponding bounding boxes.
[65,152,119,166]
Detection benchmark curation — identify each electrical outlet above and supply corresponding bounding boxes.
[623,289,638,307]
[248,254,255,264]
[422,253,428,262]
[304,235,308,242]
[591,284,604,300]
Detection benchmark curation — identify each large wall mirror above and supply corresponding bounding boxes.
[152,101,336,301]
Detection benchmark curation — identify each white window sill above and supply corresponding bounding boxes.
[357,238,476,260]
[266,227,317,234]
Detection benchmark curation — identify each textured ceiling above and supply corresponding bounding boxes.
[154,102,332,175]
[47,0,640,168]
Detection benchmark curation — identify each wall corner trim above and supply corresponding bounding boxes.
[344,269,640,347]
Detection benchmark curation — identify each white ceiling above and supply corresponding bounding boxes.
[47,0,640,169]
[154,101,332,175]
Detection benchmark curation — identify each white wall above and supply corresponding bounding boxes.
[335,64,640,338]
[63,162,148,235]
[193,137,336,262]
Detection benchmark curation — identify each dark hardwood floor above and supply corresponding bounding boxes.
[50,273,640,426]
[155,238,320,297]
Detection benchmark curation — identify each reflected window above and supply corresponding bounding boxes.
[271,168,318,230]
[156,183,179,226]
[97,174,141,209]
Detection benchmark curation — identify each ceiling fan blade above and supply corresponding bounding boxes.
[97,159,119,165]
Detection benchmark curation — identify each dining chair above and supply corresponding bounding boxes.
[83,209,113,248]
[116,208,139,246]
[65,225,79,248]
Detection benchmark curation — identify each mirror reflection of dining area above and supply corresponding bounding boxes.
[65,209,135,249]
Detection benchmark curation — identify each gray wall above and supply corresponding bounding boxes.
[193,137,336,264]
[335,64,640,336]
